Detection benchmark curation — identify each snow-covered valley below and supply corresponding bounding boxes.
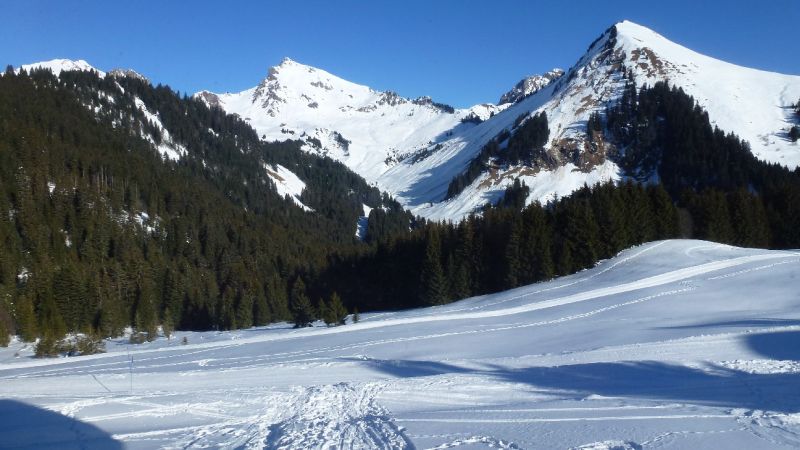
[2,240,799,449]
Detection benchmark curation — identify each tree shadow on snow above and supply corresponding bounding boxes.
[341,357,470,378]
[658,318,800,331]
[0,399,122,449]
[746,330,800,361]
[354,330,800,413]
[488,359,800,413]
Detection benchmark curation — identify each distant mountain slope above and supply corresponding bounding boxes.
[195,58,481,182]
[202,21,800,221]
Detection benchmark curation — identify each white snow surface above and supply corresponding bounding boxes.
[204,22,800,222]
[355,203,373,240]
[3,240,800,449]
[264,163,312,212]
[133,97,187,161]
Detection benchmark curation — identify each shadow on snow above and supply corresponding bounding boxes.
[355,330,800,414]
[0,399,123,449]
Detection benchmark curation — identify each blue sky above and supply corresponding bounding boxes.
[2,0,798,107]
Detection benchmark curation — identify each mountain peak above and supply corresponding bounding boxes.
[19,58,104,77]
[108,68,149,83]
[613,20,663,39]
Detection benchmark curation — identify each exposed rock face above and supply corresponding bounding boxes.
[195,90,222,109]
[108,68,149,83]
[498,69,564,105]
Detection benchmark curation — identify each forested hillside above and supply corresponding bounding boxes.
[1,68,798,354]
[307,82,800,313]
[0,67,409,350]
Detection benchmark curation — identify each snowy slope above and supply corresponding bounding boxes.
[2,240,800,449]
[613,21,800,168]
[197,58,472,183]
[204,22,800,222]
[263,163,313,211]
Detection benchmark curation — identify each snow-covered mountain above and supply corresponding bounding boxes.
[3,240,800,448]
[18,20,800,222]
[203,21,800,221]
[195,57,474,183]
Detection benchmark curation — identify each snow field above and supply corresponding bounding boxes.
[1,240,800,448]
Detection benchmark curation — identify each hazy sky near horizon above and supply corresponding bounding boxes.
[2,0,798,107]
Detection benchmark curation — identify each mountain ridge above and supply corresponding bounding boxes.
[14,20,800,222]
[196,20,800,221]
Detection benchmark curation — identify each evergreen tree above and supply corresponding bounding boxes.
[133,274,159,340]
[325,292,347,326]
[520,202,554,283]
[650,184,680,239]
[420,228,447,305]
[162,307,175,339]
[728,188,770,247]
[253,292,271,327]
[234,289,254,330]
[290,278,314,328]
[14,294,38,342]
[0,319,9,347]
[266,275,290,322]
[318,298,330,325]
[503,218,522,289]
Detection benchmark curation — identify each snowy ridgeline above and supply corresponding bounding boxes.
[202,21,800,222]
[18,20,800,224]
[1,240,800,449]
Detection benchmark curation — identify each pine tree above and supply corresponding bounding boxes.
[234,290,254,330]
[420,228,447,306]
[649,184,680,239]
[162,307,174,339]
[266,275,290,321]
[790,126,799,143]
[14,294,38,342]
[319,298,331,326]
[326,292,347,326]
[133,273,159,341]
[503,218,522,289]
[253,292,271,327]
[37,295,67,345]
[520,202,553,283]
[556,243,574,276]
[290,277,314,328]
[0,319,9,347]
